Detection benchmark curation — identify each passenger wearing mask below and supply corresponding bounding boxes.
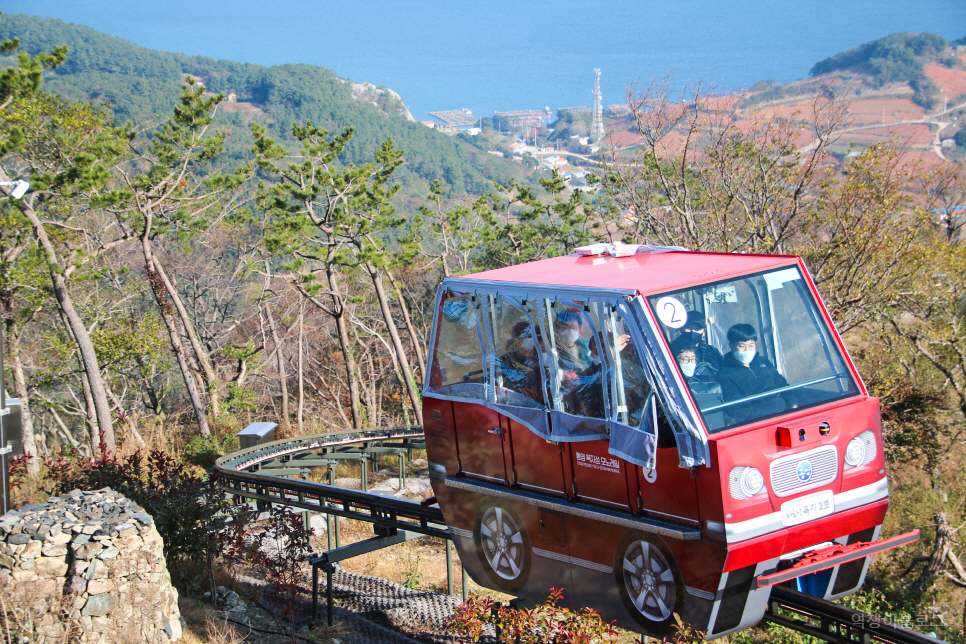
[498,321,543,404]
[716,323,791,423]
[553,309,604,417]
[670,311,722,371]
[675,338,723,402]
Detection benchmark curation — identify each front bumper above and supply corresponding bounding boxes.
[724,479,890,573]
[754,529,920,587]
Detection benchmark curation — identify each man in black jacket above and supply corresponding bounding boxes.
[670,311,722,370]
[716,323,793,424]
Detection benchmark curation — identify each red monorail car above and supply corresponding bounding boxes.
[421,244,917,638]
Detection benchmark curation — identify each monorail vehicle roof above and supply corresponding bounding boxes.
[456,251,800,296]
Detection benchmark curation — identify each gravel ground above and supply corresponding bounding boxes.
[216,563,462,644]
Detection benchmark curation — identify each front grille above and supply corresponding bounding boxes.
[770,445,838,497]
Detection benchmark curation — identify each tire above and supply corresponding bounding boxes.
[614,531,683,634]
[474,500,531,591]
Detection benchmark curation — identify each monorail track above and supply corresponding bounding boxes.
[213,426,942,644]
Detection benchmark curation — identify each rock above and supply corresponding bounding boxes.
[37,622,66,639]
[74,541,103,560]
[34,556,68,576]
[97,546,120,561]
[91,615,112,632]
[0,490,180,642]
[85,559,108,580]
[81,594,111,617]
[42,543,68,557]
[20,540,41,558]
[67,576,87,594]
[162,615,182,641]
[87,579,114,595]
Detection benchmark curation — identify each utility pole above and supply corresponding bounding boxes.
[591,68,605,144]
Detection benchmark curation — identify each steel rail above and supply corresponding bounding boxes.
[765,588,943,644]
[213,425,447,539]
[214,425,941,644]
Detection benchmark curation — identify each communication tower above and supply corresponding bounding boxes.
[591,68,605,143]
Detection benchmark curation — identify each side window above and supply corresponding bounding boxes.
[426,293,485,399]
[547,303,605,419]
[645,395,678,449]
[600,308,651,428]
[489,296,544,408]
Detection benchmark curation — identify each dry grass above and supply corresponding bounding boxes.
[0,576,82,643]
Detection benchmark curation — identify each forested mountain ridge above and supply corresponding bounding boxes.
[809,31,965,108]
[0,13,523,196]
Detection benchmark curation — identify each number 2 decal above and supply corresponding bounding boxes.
[655,297,688,329]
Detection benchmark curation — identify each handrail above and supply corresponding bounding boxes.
[701,373,849,412]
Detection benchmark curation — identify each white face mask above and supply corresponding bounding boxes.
[735,350,756,365]
[561,329,580,344]
[679,362,696,378]
[519,337,535,351]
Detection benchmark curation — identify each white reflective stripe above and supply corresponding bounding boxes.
[532,547,612,574]
[724,477,889,543]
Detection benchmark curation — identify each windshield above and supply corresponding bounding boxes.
[647,265,860,432]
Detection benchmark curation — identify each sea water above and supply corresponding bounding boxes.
[6,0,965,118]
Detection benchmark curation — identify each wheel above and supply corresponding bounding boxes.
[475,501,531,591]
[615,531,683,634]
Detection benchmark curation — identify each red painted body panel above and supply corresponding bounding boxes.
[711,397,885,526]
[506,418,568,497]
[639,448,701,525]
[451,400,508,484]
[568,440,632,510]
[723,498,889,572]
[460,251,799,298]
[423,400,460,475]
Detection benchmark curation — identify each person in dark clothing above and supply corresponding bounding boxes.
[674,342,720,396]
[670,310,723,370]
[497,321,543,404]
[716,323,792,424]
[553,308,607,417]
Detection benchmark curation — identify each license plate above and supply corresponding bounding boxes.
[781,490,834,527]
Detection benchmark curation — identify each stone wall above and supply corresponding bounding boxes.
[0,488,182,643]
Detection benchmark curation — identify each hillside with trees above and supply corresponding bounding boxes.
[0,13,524,196]
[809,31,962,109]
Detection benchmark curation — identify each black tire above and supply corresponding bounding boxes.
[614,531,684,635]
[474,500,531,591]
